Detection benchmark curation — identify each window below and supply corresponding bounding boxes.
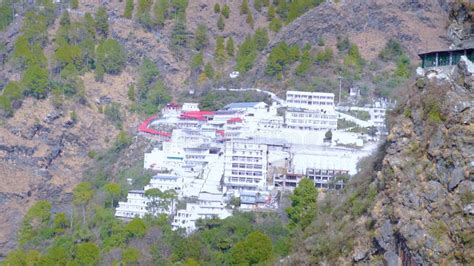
[438,52,450,66]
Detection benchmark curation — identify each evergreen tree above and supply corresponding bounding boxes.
[246,11,254,28]
[204,62,214,79]
[226,36,235,57]
[154,0,169,26]
[194,24,208,51]
[286,178,317,229]
[73,182,94,225]
[254,28,269,51]
[95,7,109,37]
[215,36,226,64]
[191,52,203,70]
[254,0,263,12]
[74,243,100,266]
[269,17,282,32]
[96,39,126,75]
[104,183,121,208]
[70,0,78,9]
[236,36,256,73]
[240,0,249,15]
[214,3,221,14]
[171,17,188,51]
[296,45,312,76]
[124,0,134,19]
[0,2,14,31]
[137,0,153,16]
[217,15,225,31]
[22,64,49,99]
[266,42,289,76]
[84,13,96,38]
[222,4,230,18]
[267,4,275,21]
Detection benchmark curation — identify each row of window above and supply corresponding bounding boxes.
[230,177,262,183]
[289,113,337,119]
[287,94,334,100]
[307,169,349,175]
[231,156,261,162]
[231,163,263,169]
[231,170,263,176]
[287,119,337,125]
[287,100,334,105]
[231,150,264,156]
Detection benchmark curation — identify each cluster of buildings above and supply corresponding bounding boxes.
[116,90,387,233]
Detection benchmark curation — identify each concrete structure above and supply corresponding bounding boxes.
[115,190,149,218]
[419,47,474,69]
[224,139,269,191]
[145,174,184,195]
[182,102,200,112]
[306,168,349,189]
[172,192,231,233]
[286,91,335,110]
[285,108,337,131]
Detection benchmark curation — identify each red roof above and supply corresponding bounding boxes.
[137,115,172,137]
[216,130,225,136]
[227,117,243,123]
[180,111,215,121]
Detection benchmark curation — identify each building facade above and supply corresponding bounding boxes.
[306,168,349,189]
[224,139,269,191]
[284,108,338,131]
[286,91,336,110]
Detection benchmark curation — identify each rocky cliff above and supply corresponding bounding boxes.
[372,58,473,264]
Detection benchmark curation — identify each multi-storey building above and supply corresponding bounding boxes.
[115,190,149,218]
[224,139,268,191]
[306,168,349,189]
[286,91,336,110]
[144,174,183,194]
[172,192,231,233]
[285,91,338,131]
[284,108,338,131]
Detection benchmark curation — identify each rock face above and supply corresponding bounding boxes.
[448,1,474,48]
[270,0,450,58]
[370,60,473,264]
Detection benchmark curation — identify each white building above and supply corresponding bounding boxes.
[224,139,268,191]
[172,192,231,233]
[115,190,149,218]
[285,108,337,131]
[284,91,338,131]
[182,102,200,112]
[286,91,335,110]
[144,174,184,195]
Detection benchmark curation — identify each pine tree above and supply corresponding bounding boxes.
[70,0,78,9]
[217,15,225,31]
[267,5,275,21]
[246,12,254,28]
[240,0,249,15]
[194,24,208,51]
[215,36,226,64]
[226,36,235,57]
[95,7,109,37]
[214,3,220,14]
[154,0,169,27]
[236,36,257,73]
[204,62,214,79]
[254,0,263,12]
[222,4,230,18]
[124,0,134,19]
[254,28,269,51]
[269,17,282,32]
